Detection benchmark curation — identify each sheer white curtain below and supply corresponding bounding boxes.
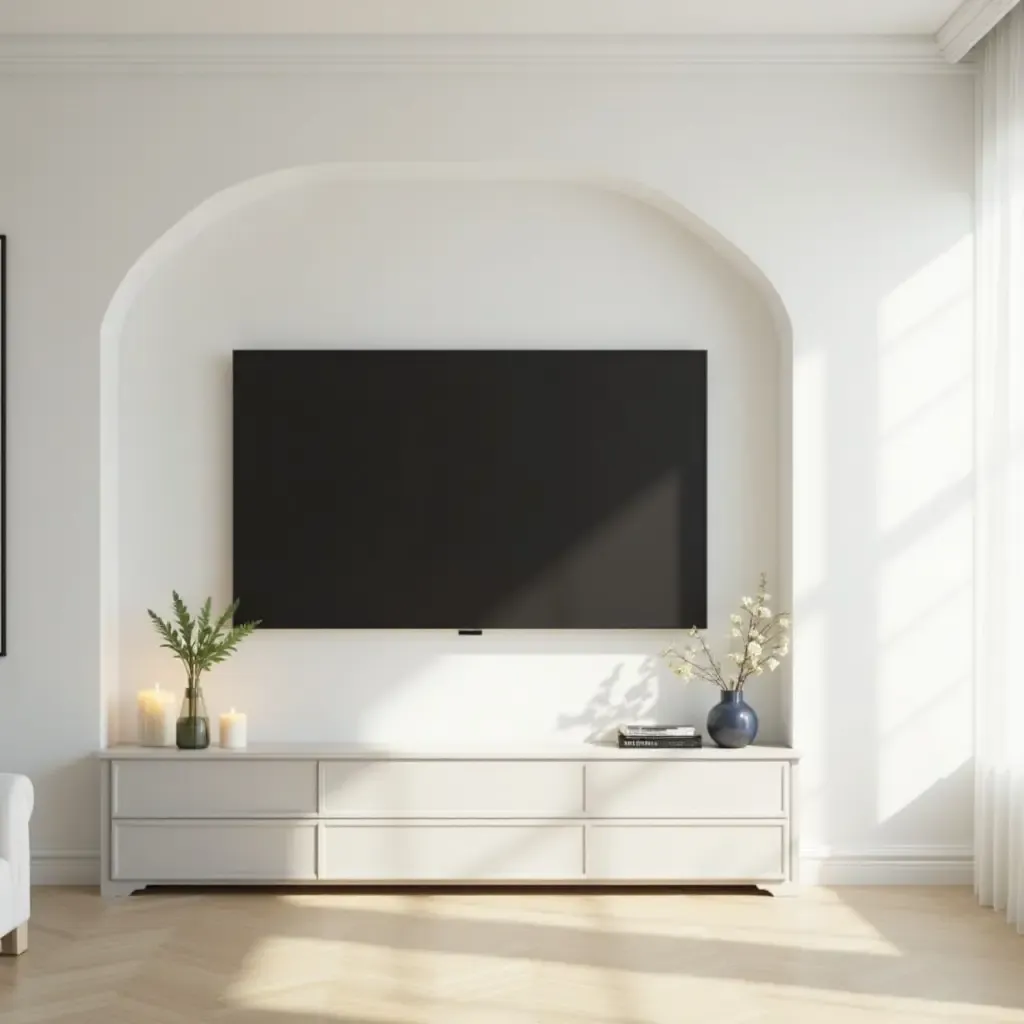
[976,4,1024,932]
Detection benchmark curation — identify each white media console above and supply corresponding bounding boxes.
[97,743,800,897]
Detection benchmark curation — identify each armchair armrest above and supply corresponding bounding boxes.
[0,774,34,929]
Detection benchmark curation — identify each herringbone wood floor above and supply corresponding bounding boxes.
[1,886,1022,1023]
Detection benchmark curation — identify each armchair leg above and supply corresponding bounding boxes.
[1,923,28,956]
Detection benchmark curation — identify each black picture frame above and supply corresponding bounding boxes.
[1,235,6,656]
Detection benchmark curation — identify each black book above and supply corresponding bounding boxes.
[618,735,703,749]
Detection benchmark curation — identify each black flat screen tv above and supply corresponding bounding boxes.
[232,349,707,630]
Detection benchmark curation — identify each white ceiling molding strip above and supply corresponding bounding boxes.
[937,0,1022,61]
[0,33,972,73]
[0,0,977,38]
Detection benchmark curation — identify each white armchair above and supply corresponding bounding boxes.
[0,774,33,955]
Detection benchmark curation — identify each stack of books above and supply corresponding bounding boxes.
[617,724,702,749]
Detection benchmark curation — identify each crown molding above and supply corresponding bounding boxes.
[0,33,973,73]
[937,0,1020,61]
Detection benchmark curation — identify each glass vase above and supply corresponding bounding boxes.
[176,686,210,750]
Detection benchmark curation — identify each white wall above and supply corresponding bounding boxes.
[115,176,781,746]
[0,54,975,883]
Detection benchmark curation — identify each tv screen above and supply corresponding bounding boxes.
[232,349,706,630]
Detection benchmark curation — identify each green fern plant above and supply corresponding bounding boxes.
[147,592,260,716]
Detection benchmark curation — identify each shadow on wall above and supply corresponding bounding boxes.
[875,757,972,851]
[556,658,661,742]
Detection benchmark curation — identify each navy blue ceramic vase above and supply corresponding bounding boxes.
[707,690,758,749]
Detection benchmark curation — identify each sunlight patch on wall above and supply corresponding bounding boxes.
[792,347,828,603]
[875,235,973,824]
[877,236,972,533]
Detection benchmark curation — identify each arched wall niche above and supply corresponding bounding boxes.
[98,162,794,747]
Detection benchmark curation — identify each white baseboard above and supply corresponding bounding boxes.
[30,845,974,888]
[800,845,974,885]
[32,850,101,886]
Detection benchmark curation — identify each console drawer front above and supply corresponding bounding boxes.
[322,824,584,880]
[112,821,318,881]
[585,761,786,818]
[586,824,786,881]
[112,760,318,818]
[322,760,583,818]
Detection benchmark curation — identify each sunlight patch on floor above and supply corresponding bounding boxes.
[270,888,906,959]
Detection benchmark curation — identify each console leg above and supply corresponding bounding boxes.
[1,923,28,956]
[763,882,801,898]
[101,880,142,900]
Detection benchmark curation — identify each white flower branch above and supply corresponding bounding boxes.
[662,572,791,692]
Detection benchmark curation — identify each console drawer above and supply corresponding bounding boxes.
[112,821,318,881]
[585,760,786,818]
[322,824,584,880]
[586,824,786,881]
[111,760,318,818]
[321,760,583,817]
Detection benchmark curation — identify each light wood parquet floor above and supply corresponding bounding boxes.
[1,886,1022,1023]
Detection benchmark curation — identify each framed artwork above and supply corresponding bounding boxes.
[1,235,6,655]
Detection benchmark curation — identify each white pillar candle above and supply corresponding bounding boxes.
[137,683,176,747]
[219,708,247,750]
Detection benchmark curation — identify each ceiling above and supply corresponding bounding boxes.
[0,0,972,38]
